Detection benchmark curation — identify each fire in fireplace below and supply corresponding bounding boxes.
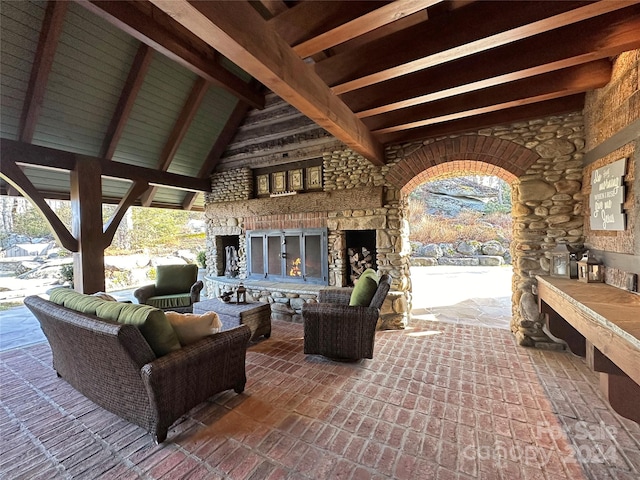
[246,228,328,284]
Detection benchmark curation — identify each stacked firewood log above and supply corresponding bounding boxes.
[348,247,374,284]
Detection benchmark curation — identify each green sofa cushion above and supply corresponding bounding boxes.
[146,294,192,310]
[49,287,181,357]
[155,264,197,296]
[349,268,379,306]
[95,302,181,357]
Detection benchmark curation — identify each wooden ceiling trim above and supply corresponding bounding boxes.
[319,0,636,94]
[376,95,586,145]
[141,76,210,207]
[344,6,640,117]
[291,0,441,59]
[79,0,264,109]
[150,0,385,165]
[1,139,211,192]
[19,0,68,143]
[101,43,153,159]
[366,61,612,133]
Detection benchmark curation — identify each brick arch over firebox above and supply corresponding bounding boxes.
[386,135,540,194]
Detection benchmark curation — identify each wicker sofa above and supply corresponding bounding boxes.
[24,293,250,443]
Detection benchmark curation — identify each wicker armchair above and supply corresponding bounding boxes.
[24,295,250,443]
[134,264,203,313]
[302,274,391,360]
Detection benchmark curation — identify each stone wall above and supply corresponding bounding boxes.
[384,113,586,347]
[582,50,639,289]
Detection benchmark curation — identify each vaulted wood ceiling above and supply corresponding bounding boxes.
[2,0,640,210]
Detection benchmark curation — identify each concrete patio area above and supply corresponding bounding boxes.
[1,267,639,479]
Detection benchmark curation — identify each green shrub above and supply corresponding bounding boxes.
[60,264,73,284]
[197,250,207,268]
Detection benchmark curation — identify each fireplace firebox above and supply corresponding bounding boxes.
[246,229,328,284]
[345,230,377,286]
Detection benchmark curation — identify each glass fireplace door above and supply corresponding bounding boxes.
[246,229,327,284]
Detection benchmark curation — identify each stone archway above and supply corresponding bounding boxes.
[385,118,586,347]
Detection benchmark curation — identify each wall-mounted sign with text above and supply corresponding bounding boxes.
[589,157,626,231]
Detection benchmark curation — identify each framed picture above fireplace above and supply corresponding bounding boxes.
[246,228,328,284]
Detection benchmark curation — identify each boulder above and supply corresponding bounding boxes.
[481,241,506,256]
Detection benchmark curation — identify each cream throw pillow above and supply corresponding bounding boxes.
[165,311,222,346]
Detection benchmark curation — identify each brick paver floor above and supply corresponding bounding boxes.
[1,318,639,479]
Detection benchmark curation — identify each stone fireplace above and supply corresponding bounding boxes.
[204,173,410,329]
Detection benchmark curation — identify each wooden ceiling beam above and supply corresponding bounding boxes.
[366,61,612,133]
[284,0,441,59]
[258,0,289,18]
[78,0,264,109]
[0,157,78,252]
[376,95,586,145]
[317,0,637,94]
[19,1,68,143]
[343,6,640,117]
[0,139,211,192]
[269,2,386,49]
[150,0,385,165]
[101,44,153,159]
[141,77,210,207]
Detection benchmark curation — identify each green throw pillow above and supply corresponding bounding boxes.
[349,268,379,306]
[155,264,197,296]
[96,302,181,357]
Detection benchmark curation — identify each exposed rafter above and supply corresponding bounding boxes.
[149,0,385,165]
[19,0,68,143]
[317,0,637,94]
[101,44,153,159]
[376,95,586,144]
[293,0,442,58]
[343,7,640,118]
[141,77,210,207]
[366,61,612,134]
[77,0,264,109]
[182,100,252,210]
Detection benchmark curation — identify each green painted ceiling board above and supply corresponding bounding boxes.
[0,1,45,140]
[113,54,196,170]
[169,88,239,176]
[33,2,138,157]
[21,166,69,194]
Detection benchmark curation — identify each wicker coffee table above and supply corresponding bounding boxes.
[193,298,271,341]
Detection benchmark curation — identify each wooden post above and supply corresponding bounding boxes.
[70,157,105,293]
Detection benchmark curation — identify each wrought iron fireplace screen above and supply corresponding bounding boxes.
[246,229,328,284]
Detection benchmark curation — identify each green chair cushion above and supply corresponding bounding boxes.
[155,264,197,296]
[349,268,379,306]
[146,294,193,310]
